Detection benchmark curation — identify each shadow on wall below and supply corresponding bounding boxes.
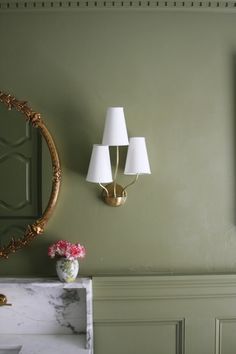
[57,98,98,177]
[23,235,57,276]
[1,43,101,179]
[0,233,58,277]
[233,54,236,226]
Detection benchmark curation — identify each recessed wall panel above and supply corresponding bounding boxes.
[216,319,236,354]
[94,319,184,354]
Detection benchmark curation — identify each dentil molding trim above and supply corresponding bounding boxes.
[0,0,236,11]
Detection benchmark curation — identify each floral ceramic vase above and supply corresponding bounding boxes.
[56,258,79,283]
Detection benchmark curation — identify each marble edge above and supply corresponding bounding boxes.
[0,277,92,288]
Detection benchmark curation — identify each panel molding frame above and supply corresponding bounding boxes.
[0,153,31,211]
[0,121,31,148]
[215,317,236,354]
[94,318,185,354]
[0,0,236,12]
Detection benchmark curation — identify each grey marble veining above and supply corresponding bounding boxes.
[0,278,93,354]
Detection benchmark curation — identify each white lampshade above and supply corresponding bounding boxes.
[86,145,113,183]
[102,107,129,146]
[124,137,151,175]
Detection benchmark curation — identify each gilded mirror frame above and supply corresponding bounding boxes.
[0,91,61,259]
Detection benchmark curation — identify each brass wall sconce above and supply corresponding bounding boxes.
[86,107,151,206]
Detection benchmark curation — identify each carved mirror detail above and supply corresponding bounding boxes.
[0,91,61,259]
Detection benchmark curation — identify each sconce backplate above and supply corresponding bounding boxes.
[102,183,127,207]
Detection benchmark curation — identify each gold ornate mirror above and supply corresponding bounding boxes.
[0,91,61,259]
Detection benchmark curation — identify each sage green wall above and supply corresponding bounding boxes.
[0,8,236,276]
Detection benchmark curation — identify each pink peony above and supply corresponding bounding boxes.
[48,240,86,260]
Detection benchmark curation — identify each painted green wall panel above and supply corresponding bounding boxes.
[217,319,236,354]
[94,321,180,354]
[0,9,236,275]
[93,275,236,354]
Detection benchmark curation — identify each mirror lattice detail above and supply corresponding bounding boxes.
[0,91,61,259]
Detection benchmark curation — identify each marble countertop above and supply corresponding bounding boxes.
[0,335,89,354]
[0,278,93,354]
[0,277,91,286]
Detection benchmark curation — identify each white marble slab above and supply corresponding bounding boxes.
[0,335,88,354]
[0,278,93,354]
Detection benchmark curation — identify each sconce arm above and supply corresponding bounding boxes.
[113,146,119,198]
[122,174,139,194]
[99,183,109,196]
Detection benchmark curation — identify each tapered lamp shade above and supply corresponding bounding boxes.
[124,137,151,175]
[86,145,113,183]
[102,107,129,146]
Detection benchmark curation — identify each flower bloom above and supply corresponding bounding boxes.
[48,240,86,260]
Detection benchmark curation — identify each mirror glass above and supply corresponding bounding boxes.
[0,92,61,258]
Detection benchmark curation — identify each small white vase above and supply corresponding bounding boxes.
[56,258,79,283]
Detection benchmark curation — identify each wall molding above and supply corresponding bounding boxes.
[215,318,236,354]
[93,274,236,301]
[1,0,236,12]
[94,318,185,354]
[93,275,236,353]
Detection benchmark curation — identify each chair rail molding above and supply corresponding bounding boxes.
[0,0,236,12]
[93,274,236,301]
